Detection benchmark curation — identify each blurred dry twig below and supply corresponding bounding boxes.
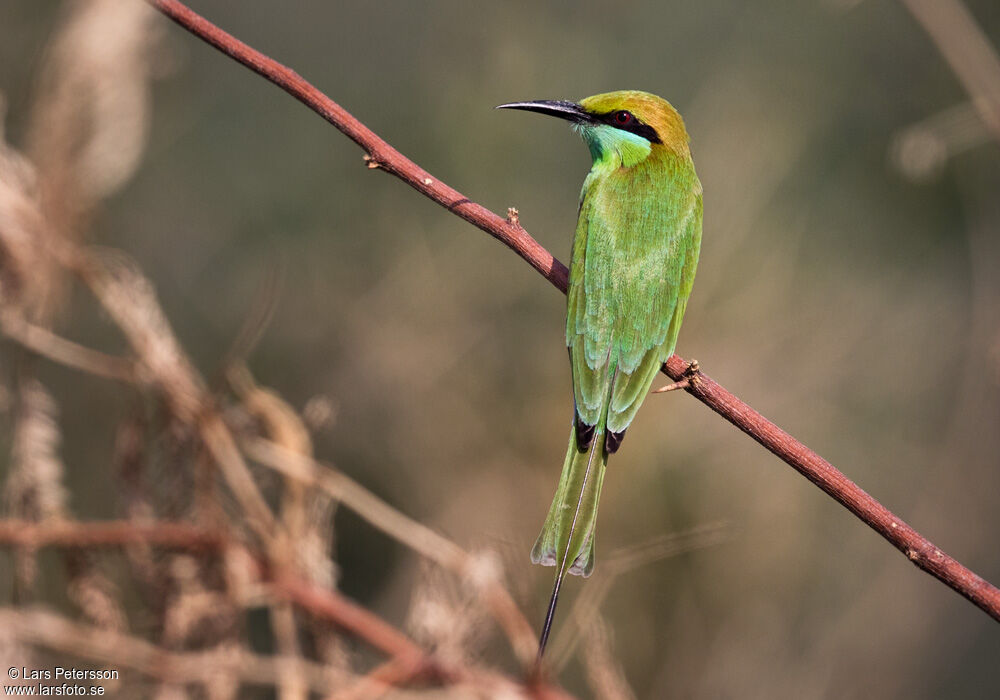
[898,0,1000,143]
[892,0,1000,178]
[0,608,352,693]
[891,100,993,180]
[242,435,541,663]
[0,517,566,697]
[0,310,141,383]
[146,0,1000,625]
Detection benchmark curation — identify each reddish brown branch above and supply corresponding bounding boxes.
[148,0,566,293]
[0,519,225,550]
[661,357,1000,621]
[270,573,435,673]
[326,655,429,700]
[147,0,1000,623]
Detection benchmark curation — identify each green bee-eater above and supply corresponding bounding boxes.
[498,90,702,655]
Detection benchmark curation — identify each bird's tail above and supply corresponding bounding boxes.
[532,425,608,656]
[532,427,608,577]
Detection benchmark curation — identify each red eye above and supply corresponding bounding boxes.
[614,110,632,124]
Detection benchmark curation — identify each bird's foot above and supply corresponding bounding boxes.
[652,359,700,394]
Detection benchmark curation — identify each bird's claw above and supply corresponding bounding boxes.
[652,359,701,394]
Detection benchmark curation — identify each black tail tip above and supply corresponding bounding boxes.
[575,416,596,451]
[605,428,626,453]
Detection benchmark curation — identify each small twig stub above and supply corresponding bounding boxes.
[653,359,700,394]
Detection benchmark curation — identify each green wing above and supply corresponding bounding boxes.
[608,192,701,433]
[566,171,610,431]
[567,160,702,437]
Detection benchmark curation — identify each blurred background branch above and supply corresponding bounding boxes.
[898,0,1000,142]
[891,0,1000,180]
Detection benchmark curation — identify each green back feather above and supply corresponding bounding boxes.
[536,125,702,582]
[568,143,702,434]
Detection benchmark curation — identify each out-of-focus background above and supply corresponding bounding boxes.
[2,0,999,698]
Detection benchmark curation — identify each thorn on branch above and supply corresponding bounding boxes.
[363,154,380,169]
[506,207,520,227]
[653,359,700,394]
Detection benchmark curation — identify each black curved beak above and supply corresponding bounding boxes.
[495,100,593,124]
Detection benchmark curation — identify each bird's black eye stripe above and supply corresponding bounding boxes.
[595,110,662,144]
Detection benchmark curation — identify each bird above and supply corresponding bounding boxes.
[497,90,702,657]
